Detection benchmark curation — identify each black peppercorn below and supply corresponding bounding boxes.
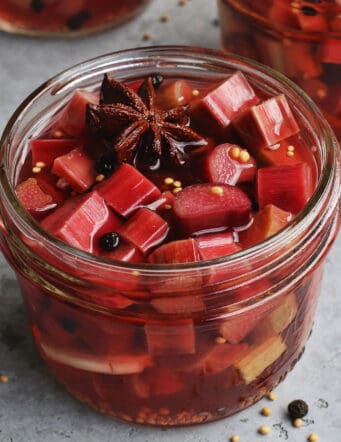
[99,232,120,251]
[31,0,44,12]
[67,10,92,30]
[151,74,164,89]
[288,399,309,419]
[301,6,318,16]
[60,318,76,333]
[95,156,115,176]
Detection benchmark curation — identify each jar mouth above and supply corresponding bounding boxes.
[221,0,341,40]
[0,45,340,275]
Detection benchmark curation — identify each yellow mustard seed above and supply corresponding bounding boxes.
[261,407,272,417]
[308,433,319,442]
[164,204,172,210]
[35,161,46,168]
[177,95,185,103]
[192,89,200,96]
[52,129,63,138]
[211,186,224,196]
[239,150,250,163]
[316,87,327,99]
[267,392,277,401]
[287,151,295,157]
[173,187,183,194]
[293,418,303,428]
[32,166,42,174]
[0,374,9,383]
[258,425,271,436]
[215,336,226,344]
[143,31,152,41]
[161,14,170,22]
[131,270,140,276]
[230,146,241,159]
[287,145,295,152]
[164,177,174,185]
[95,174,105,182]
[179,0,188,5]
[173,180,182,188]
[230,436,240,442]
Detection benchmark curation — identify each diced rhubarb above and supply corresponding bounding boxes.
[145,320,196,355]
[40,340,152,375]
[234,95,300,151]
[97,163,161,217]
[53,89,98,137]
[15,177,53,214]
[31,138,82,167]
[52,147,96,193]
[173,184,251,235]
[41,191,109,253]
[250,293,298,344]
[234,335,287,384]
[190,71,259,135]
[156,79,194,109]
[318,38,341,64]
[151,295,205,314]
[196,231,240,260]
[132,368,185,398]
[148,238,201,264]
[35,173,68,206]
[205,143,257,185]
[193,343,248,375]
[101,242,144,263]
[239,204,292,248]
[257,163,313,214]
[117,208,169,255]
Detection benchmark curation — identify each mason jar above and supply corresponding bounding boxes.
[217,0,341,140]
[0,0,151,37]
[0,47,340,426]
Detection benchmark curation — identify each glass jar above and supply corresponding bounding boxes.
[217,0,341,140]
[0,47,340,427]
[0,0,151,37]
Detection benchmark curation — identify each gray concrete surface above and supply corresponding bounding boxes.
[0,1,340,441]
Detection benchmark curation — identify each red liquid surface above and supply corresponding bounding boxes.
[0,0,149,35]
[14,74,322,425]
[218,0,341,140]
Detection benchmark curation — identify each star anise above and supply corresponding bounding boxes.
[86,74,207,168]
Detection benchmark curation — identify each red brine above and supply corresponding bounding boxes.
[14,70,322,426]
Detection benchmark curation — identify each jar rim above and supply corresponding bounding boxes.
[220,0,341,40]
[0,45,340,277]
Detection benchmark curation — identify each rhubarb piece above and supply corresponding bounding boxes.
[318,39,341,64]
[195,231,238,260]
[205,143,256,185]
[145,320,195,355]
[151,295,205,314]
[148,238,201,264]
[156,79,194,109]
[35,173,68,206]
[53,89,98,137]
[100,242,144,263]
[297,9,328,32]
[40,340,152,375]
[132,367,185,398]
[191,71,259,135]
[234,95,300,151]
[31,138,82,168]
[193,343,248,375]
[250,293,298,344]
[52,147,96,192]
[41,191,109,253]
[173,184,251,235]
[234,335,286,384]
[117,208,169,255]
[97,163,161,217]
[239,204,292,248]
[257,163,313,214]
[15,177,53,214]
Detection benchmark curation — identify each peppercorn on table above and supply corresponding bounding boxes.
[0,1,340,441]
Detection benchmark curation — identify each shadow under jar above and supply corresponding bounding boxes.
[0,0,151,37]
[218,0,341,140]
[0,47,340,427]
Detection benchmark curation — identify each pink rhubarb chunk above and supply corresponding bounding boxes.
[257,163,313,214]
[97,163,161,217]
[31,138,83,168]
[52,147,96,192]
[53,89,98,137]
[173,184,251,235]
[41,191,109,253]
[117,208,169,255]
[145,320,196,355]
[16,177,53,214]
[191,71,259,134]
[205,143,257,185]
[234,94,300,151]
